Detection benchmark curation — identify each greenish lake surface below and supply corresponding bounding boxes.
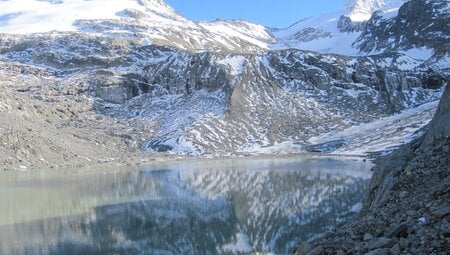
[0,157,372,254]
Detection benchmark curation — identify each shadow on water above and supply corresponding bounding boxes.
[0,157,372,254]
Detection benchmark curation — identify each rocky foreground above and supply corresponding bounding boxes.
[295,84,450,254]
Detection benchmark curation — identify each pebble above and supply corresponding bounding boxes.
[406,210,416,217]
[391,243,401,255]
[322,231,336,239]
[386,223,408,238]
[443,228,450,238]
[375,228,383,237]
[418,216,427,224]
[433,206,450,218]
[336,250,345,255]
[307,245,324,255]
[364,233,374,241]
[366,237,397,250]
[294,243,312,255]
[365,248,389,255]
[399,191,409,199]
[399,237,409,249]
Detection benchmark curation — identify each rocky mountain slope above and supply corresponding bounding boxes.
[295,82,449,255]
[0,0,449,169]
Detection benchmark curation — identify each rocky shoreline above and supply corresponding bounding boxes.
[295,84,450,254]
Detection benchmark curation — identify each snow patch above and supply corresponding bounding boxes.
[0,0,151,34]
[217,56,246,76]
[346,0,406,22]
[350,202,363,212]
[272,11,362,56]
[239,141,303,155]
[308,100,440,155]
[221,233,253,254]
[400,47,434,61]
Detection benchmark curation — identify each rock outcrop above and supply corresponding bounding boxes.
[355,0,450,55]
[421,83,450,147]
[294,83,450,254]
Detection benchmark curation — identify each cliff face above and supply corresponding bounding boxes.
[421,83,450,147]
[355,0,450,55]
[367,83,449,210]
[295,83,450,255]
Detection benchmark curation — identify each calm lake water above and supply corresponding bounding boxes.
[0,157,372,255]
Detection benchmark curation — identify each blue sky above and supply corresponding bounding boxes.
[165,0,347,29]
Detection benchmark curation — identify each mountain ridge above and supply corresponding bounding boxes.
[1,0,447,60]
[0,0,448,162]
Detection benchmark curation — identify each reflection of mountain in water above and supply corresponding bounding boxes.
[0,158,371,254]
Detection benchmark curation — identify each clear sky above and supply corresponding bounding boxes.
[165,0,347,29]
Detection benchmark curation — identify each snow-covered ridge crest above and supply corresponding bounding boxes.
[0,0,153,34]
[0,0,274,53]
[345,0,406,21]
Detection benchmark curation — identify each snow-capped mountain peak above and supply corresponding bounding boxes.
[0,0,170,34]
[0,0,446,60]
[345,0,406,21]
[135,0,182,20]
[0,0,274,53]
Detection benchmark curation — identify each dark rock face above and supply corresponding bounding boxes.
[284,28,332,43]
[421,81,450,146]
[142,52,231,96]
[355,0,450,55]
[338,15,366,33]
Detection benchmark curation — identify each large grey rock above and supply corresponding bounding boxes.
[399,237,409,249]
[386,224,408,238]
[294,243,313,255]
[306,245,324,255]
[390,244,401,255]
[366,237,397,250]
[364,233,374,241]
[365,248,389,255]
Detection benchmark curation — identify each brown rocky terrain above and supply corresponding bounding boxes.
[295,83,450,254]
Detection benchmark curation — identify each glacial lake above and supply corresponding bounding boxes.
[0,157,372,255]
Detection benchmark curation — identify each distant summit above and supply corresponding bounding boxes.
[0,0,175,34]
[345,0,406,21]
[0,0,447,61]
